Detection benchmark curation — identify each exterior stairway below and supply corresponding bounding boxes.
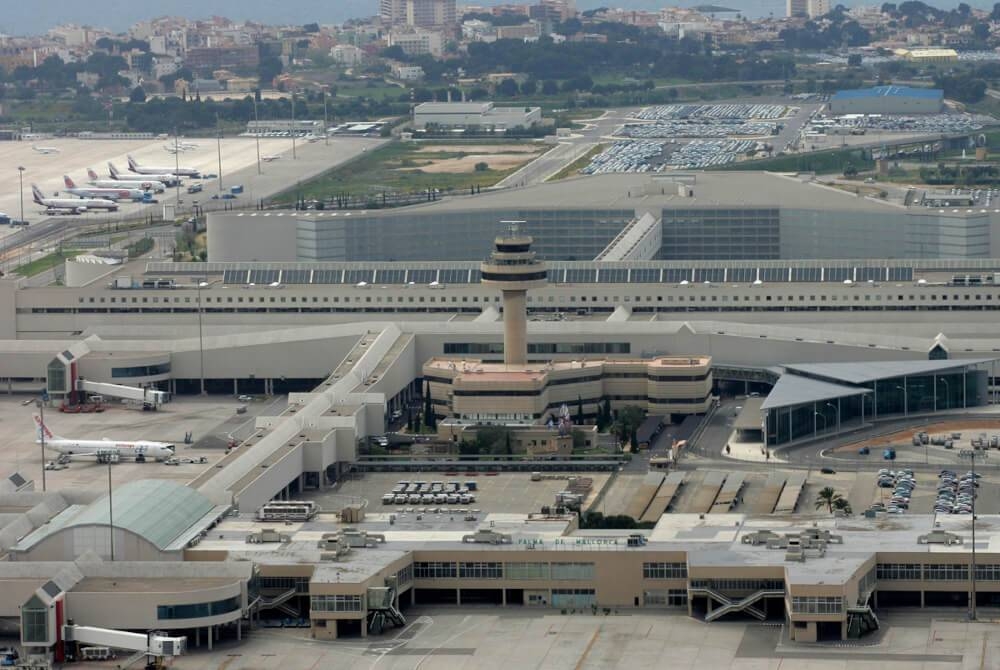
[689,586,785,622]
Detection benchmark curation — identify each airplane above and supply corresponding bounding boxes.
[32,145,60,154]
[108,163,178,187]
[88,169,165,193]
[165,139,198,151]
[34,415,175,462]
[32,184,117,213]
[62,176,143,201]
[261,155,281,162]
[128,154,200,178]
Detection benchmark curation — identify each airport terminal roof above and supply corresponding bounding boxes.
[783,358,995,385]
[13,480,228,553]
[759,375,869,411]
[831,85,943,101]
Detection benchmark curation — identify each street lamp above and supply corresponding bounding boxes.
[216,113,224,193]
[17,166,25,225]
[814,410,827,433]
[825,402,840,433]
[895,384,907,416]
[252,94,262,175]
[960,448,987,621]
[322,86,329,147]
[941,378,950,410]
[290,91,297,160]
[34,398,46,492]
[197,281,208,394]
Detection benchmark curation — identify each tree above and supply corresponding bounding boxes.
[423,381,436,429]
[974,22,991,42]
[129,85,146,103]
[474,161,489,172]
[576,396,585,425]
[814,486,845,514]
[613,405,645,450]
[258,55,283,85]
[520,79,538,96]
[542,79,559,95]
[847,53,863,67]
[843,163,858,178]
[993,3,1000,21]
[832,497,853,515]
[497,78,519,97]
[599,397,613,430]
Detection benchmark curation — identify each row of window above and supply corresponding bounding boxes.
[642,562,688,580]
[443,343,631,355]
[157,596,241,620]
[258,576,310,593]
[874,563,1000,581]
[310,595,363,612]
[690,579,785,592]
[412,561,596,580]
[111,363,171,378]
[790,596,843,614]
[643,589,689,607]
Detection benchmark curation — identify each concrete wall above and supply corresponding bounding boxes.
[65,580,243,630]
[207,213,298,262]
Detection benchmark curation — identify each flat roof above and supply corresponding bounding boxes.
[831,85,943,101]
[783,358,995,385]
[73,577,242,593]
[733,397,765,430]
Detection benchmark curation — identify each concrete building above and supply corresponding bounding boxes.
[899,47,959,65]
[828,85,944,115]
[406,0,457,27]
[412,101,542,130]
[206,173,1000,264]
[387,29,444,57]
[786,0,808,18]
[807,0,830,18]
[330,44,365,66]
[391,63,425,81]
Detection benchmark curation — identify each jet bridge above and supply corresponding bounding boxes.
[62,625,186,668]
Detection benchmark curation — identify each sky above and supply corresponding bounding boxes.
[3,0,992,36]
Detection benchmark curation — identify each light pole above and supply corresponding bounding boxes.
[322,86,329,147]
[814,410,827,433]
[252,94,262,175]
[35,399,46,492]
[895,384,907,416]
[291,91,297,160]
[825,402,840,434]
[173,127,181,209]
[17,166,25,224]
[960,449,986,621]
[197,281,208,394]
[216,113,224,193]
[108,460,114,561]
[941,378,950,410]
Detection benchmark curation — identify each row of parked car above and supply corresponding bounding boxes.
[616,120,777,139]
[876,468,915,514]
[935,469,979,515]
[635,103,788,121]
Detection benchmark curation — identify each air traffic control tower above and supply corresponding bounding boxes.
[481,221,547,366]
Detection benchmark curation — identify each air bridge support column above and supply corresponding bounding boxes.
[207,627,212,650]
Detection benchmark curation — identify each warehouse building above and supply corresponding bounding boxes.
[828,85,944,115]
[412,101,543,130]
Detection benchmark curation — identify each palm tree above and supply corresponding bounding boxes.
[814,486,844,514]
[832,497,853,515]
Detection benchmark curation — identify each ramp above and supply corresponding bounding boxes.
[752,472,786,515]
[626,471,666,519]
[709,472,746,513]
[640,472,685,523]
[774,473,807,514]
[689,471,727,514]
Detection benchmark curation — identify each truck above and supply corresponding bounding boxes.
[231,184,244,194]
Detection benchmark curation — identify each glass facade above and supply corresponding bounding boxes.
[311,595,363,612]
[551,588,596,608]
[157,596,241,620]
[21,597,47,644]
[642,562,688,579]
[111,362,171,378]
[643,589,688,607]
[661,208,780,260]
[506,562,550,580]
[791,596,843,614]
[550,563,595,580]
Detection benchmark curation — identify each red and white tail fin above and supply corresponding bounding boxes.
[33,415,56,442]
[63,175,76,189]
[31,184,45,204]
[87,168,100,181]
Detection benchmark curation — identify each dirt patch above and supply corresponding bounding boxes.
[415,144,540,154]
[835,419,1000,452]
[398,153,537,174]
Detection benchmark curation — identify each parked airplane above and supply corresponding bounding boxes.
[32,184,117,213]
[128,154,200,178]
[109,163,178,187]
[63,176,143,201]
[32,145,60,154]
[261,155,281,162]
[88,169,165,193]
[34,415,175,462]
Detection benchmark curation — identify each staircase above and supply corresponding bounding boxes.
[846,589,879,638]
[366,586,406,635]
[689,586,785,622]
[258,588,300,617]
[117,649,149,670]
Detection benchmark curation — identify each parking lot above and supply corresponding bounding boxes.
[315,471,609,515]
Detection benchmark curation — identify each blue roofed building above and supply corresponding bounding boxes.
[828,85,944,115]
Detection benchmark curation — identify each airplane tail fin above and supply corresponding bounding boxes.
[87,168,99,181]
[127,155,139,171]
[31,185,44,204]
[108,162,120,178]
[33,415,57,442]
[63,175,76,189]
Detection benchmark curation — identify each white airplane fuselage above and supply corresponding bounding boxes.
[43,438,175,461]
[91,178,165,193]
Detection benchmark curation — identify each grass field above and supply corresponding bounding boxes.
[273,140,545,203]
[547,144,605,182]
[14,250,84,277]
[712,145,875,174]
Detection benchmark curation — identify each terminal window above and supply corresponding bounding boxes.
[642,562,687,579]
[791,596,842,614]
[310,595,362,612]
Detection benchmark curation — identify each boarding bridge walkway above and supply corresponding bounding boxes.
[689,586,785,622]
[640,472,685,523]
[773,473,807,514]
[709,472,746,513]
